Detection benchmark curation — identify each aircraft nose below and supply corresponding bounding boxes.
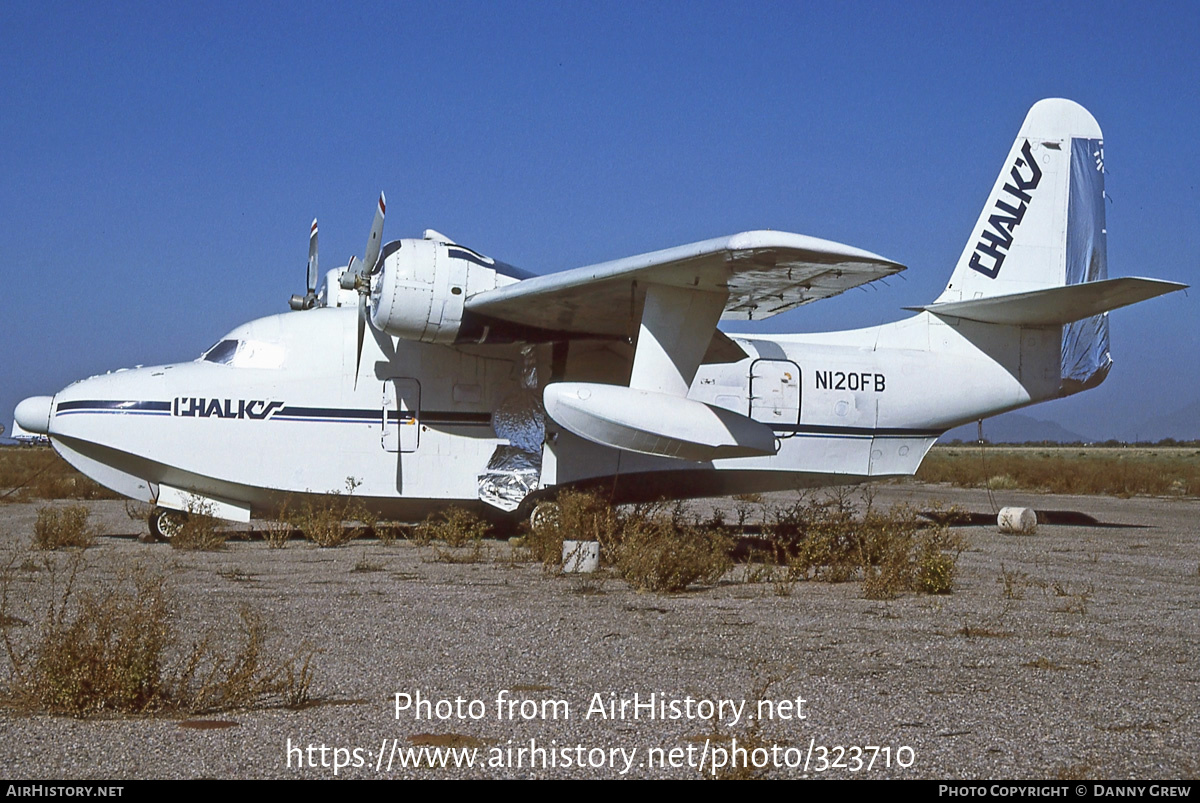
[14,396,53,435]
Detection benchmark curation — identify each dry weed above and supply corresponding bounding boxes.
[919,447,1200,497]
[524,488,964,597]
[611,517,731,593]
[260,499,294,549]
[32,505,95,550]
[603,502,731,593]
[169,499,228,551]
[998,565,1029,600]
[288,479,376,548]
[0,447,117,503]
[416,507,489,547]
[524,490,620,569]
[759,491,964,599]
[1,554,314,717]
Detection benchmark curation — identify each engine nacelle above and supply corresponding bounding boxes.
[370,238,500,343]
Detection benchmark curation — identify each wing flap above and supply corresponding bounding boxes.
[465,230,904,337]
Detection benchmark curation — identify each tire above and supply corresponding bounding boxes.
[529,501,559,534]
[149,507,188,542]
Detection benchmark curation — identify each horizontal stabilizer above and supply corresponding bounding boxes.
[910,277,1186,326]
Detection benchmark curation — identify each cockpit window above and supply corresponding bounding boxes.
[202,339,239,365]
[200,339,286,369]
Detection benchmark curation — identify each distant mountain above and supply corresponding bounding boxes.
[938,413,1090,444]
[1118,401,1200,443]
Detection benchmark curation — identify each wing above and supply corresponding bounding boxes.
[464,230,905,338]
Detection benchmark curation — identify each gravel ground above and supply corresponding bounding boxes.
[1,483,1197,780]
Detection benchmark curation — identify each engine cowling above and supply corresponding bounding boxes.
[370,238,500,343]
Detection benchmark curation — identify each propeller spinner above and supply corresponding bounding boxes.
[337,193,386,388]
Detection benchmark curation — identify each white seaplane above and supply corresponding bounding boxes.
[14,99,1185,539]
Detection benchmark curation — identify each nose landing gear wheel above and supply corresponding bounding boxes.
[149,507,188,542]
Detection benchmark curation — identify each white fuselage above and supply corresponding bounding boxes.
[27,100,1178,522]
[43,303,1060,521]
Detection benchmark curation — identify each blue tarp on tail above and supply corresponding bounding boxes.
[1061,137,1111,392]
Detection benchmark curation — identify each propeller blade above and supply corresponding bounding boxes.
[307,219,319,294]
[354,291,367,389]
[364,192,386,274]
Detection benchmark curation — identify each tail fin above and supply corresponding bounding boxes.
[938,98,1106,304]
[937,98,1116,393]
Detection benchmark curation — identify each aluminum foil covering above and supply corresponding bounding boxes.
[1061,137,1112,393]
[477,446,541,512]
[520,344,538,389]
[492,389,545,453]
[478,352,546,510]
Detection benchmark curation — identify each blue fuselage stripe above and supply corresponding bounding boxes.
[56,400,171,413]
[771,424,942,438]
[52,400,934,437]
[54,400,491,426]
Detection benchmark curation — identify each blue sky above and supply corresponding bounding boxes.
[2,1,1197,438]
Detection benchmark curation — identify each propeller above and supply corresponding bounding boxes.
[338,193,387,388]
[288,219,320,310]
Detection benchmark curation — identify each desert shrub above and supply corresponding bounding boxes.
[32,505,95,550]
[522,491,729,591]
[373,522,406,546]
[289,494,350,547]
[0,447,119,503]
[762,491,965,599]
[998,564,1030,600]
[429,538,487,564]
[767,490,862,580]
[415,507,489,547]
[16,563,171,715]
[169,500,227,551]
[287,479,377,548]
[260,499,301,549]
[524,490,620,567]
[343,480,379,542]
[171,607,303,713]
[731,493,764,529]
[609,513,731,593]
[701,672,793,779]
[2,556,313,717]
[917,447,1200,497]
[524,488,964,596]
[917,518,966,595]
[123,499,153,524]
[916,548,956,595]
[263,519,293,549]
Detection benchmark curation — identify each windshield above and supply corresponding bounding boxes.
[199,339,286,369]
[201,339,239,365]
